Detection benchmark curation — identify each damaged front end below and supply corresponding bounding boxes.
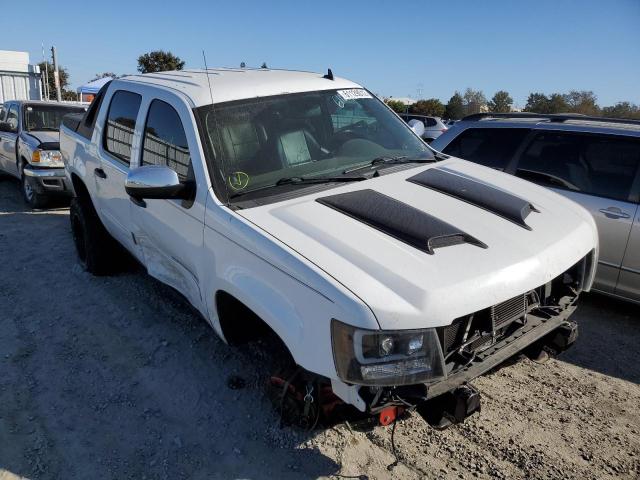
[330,252,594,427]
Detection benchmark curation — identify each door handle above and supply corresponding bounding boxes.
[94,168,107,179]
[599,207,630,219]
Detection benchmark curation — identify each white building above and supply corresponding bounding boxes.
[0,50,42,103]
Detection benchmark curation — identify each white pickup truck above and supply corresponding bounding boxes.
[60,69,598,426]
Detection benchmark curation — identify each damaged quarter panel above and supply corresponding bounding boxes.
[202,189,379,378]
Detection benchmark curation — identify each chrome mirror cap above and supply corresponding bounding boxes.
[125,165,185,200]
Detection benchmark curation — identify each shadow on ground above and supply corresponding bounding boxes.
[559,291,640,385]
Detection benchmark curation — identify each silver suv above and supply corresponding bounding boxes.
[431,113,640,304]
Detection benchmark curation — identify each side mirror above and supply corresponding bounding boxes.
[125,165,193,203]
[408,119,425,138]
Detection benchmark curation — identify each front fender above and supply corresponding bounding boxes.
[200,193,378,379]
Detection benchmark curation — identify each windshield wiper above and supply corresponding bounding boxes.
[343,155,436,174]
[275,175,367,186]
[228,174,367,199]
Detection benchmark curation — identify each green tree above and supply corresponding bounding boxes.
[385,99,408,114]
[547,93,570,113]
[137,50,185,73]
[524,93,550,113]
[444,92,465,120]
[487,90,513,113]
[38,61,70,100]
[563,90,599,116]
[524,92,570,114]
[462,88,487,115]
[410,98,445,117]
[602,101,640,120]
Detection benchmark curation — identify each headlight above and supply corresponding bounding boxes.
[32,149,63,166]
[331,319,446,386]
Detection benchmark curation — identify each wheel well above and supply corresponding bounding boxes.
[71,173,90,200]
[216,291,272,344]
[215,291,295,361]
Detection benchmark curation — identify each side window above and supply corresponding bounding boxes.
[442,127,530,170]
[424,117,437,127]
[103,90,142,165]
[516,132,640,201]
[141,99,191,181]
[6,105,19,132]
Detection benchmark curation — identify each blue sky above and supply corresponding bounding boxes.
[6,0,639,107]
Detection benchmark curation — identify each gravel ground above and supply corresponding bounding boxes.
[1,177,639,480]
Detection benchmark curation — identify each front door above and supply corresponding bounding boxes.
[129,95,206,314]
[0,104,19,176]
[514,131,640,293]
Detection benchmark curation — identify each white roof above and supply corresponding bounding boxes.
[118,68,362,107]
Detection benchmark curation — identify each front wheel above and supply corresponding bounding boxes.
[22,170,49,209]
[70,196,122,275]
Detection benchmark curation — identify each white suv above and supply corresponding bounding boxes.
[60,68,597,425]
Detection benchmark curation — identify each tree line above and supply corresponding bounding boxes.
[385,88,640,121]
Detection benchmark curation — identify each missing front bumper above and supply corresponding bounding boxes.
[424,307,576,399]
[358,305,578,414]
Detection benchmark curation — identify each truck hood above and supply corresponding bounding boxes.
[23,131,60,147]
[237,158,597,330]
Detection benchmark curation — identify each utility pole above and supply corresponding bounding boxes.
[41,44,50,100]
[51,46,62,102]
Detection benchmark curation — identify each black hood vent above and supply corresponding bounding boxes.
[407,168,539,230]
[316,189,487,255]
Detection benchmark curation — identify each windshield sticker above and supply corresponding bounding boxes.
[332,95,345,109]
[228,171,250,191]
[336,89,372,101]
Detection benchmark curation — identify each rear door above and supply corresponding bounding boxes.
[95,88,142,250]
[514,131,640,293]
[0,103,19,175]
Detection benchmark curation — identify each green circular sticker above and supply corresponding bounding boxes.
[228,171,250,191]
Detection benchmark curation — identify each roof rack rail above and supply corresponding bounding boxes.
[462,112,640,126]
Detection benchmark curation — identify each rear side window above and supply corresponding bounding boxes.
[516,132,640,201]
[103,90,142,165]
[77,82,110,140]
[141,99,191,181]
[442,127,530,169]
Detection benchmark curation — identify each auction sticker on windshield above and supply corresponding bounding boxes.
[337,89,372,101]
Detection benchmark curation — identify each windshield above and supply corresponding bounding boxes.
[195,89,433,200]
[24,104,86,132]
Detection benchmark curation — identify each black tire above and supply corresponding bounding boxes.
[22,170,49,209]
[70,195,122,275]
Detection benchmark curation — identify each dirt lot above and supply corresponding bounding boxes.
[1,177,639,480]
